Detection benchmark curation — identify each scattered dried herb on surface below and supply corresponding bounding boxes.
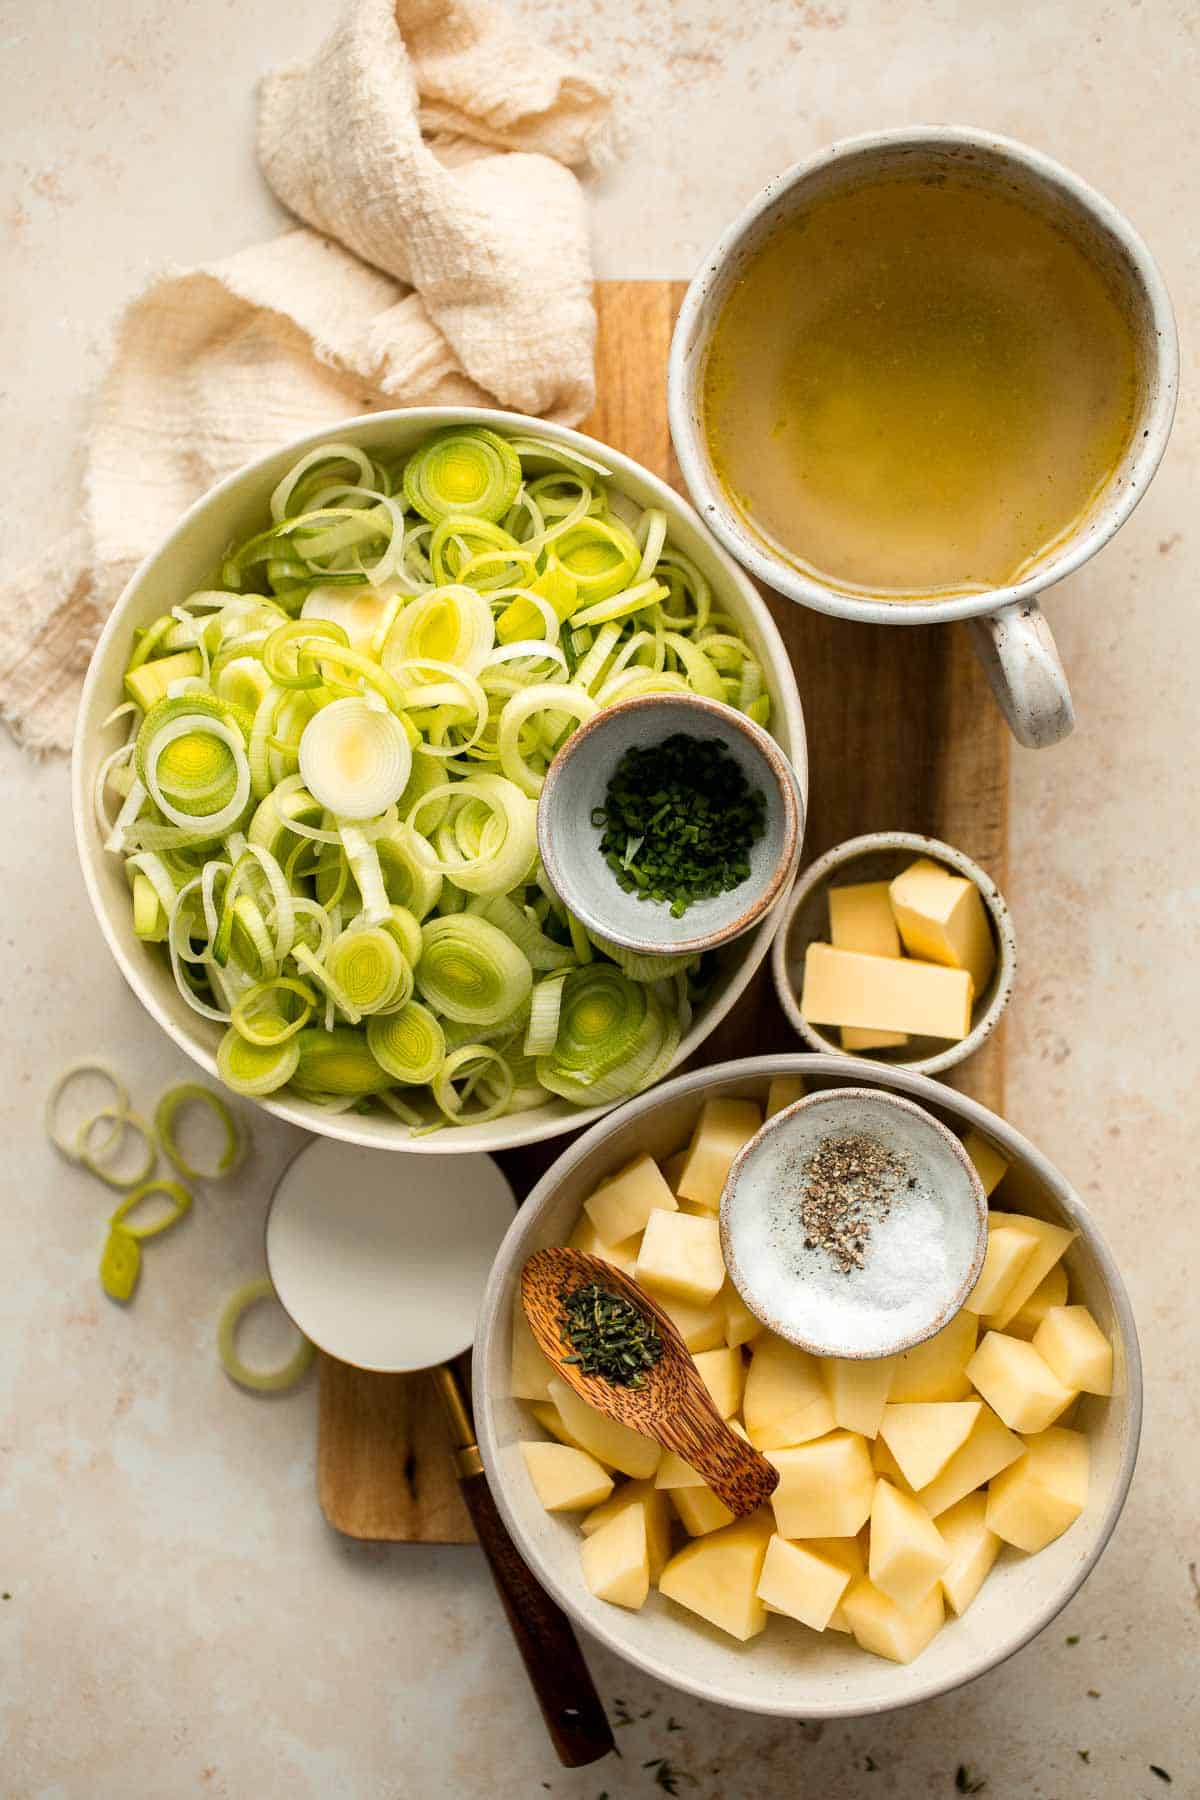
[1150,1768,1173,1785]
[560,1282,663,1388]
[592,733,767,918]
[787,1132,909,1274]
[955,1768,987,1795]
[643,1759,697,1795]
[1077,1751,1091,1764]
[1065,1633,1080,1645]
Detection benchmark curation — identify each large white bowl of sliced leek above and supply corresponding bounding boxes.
[72,412,806,1152]
[474,1055,1141,1716]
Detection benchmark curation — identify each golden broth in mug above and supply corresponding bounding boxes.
[702,175,1140,599]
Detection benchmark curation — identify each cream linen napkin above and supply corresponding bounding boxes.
[0,0,608,754]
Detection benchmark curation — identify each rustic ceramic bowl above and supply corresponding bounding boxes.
[721,1086,987,1359]
[772,831,1016,1077]
[474,1054,1142,1719]
[537,693,802,958]
[72,408,807,1156]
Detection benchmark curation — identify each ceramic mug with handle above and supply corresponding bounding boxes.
[668,126,1178,748]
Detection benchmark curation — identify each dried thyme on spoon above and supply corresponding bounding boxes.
[559,1281,663,1388]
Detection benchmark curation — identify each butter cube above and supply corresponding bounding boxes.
[768,1431,875,1538]
[580,1501,650,1609]
[520,1441,613,1511]
[743,1335,835,1449]
[840,1575,945,1664]
[823,1353,898,1439]
[935,1491,1001,1616]
[1005,1262,1070,1340]
[961,1129,1009,1197]
[757,1535,852,1631]
[966,1332,1078,1434]
[675,1097,764,1211]
[765,1075,807,1118]
[916,1404,1025,1518]
[659,1511,773,1640]
[547,1377,661,1479]
[693,1347,746,1420]
[671,1482,736,1537]
[877,1401,983,1490]
[510,1294,555,1401]
[869,1478,950,1609]
[721,1280,764,1350]
[986,1426,1089,1552]
[888,1311,978,1402]
[828,879,909,1052]
[981,1213,1076,1332]
[635,1210,725,1307]
[1034,1306,1113,1396]
[888,857,997,993]
[583,1152,677,1245]
[963,1222,1040,1316]
[581,1479,673,1582]
[801,943,974,1041]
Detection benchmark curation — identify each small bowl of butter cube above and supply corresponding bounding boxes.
[771,832,1016,1075]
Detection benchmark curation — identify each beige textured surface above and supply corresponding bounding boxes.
[2,2,1197,1796]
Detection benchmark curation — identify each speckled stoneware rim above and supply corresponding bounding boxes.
[720,1085,988,1358]
[473,1053,1143,1720]
[537,692,802,957]
[771,831,1017,1077]
[667,123,1179,629]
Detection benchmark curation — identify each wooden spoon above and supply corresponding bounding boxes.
[521,1247,778,1519]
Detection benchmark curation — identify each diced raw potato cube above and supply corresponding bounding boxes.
[840,1575,945,1664]
[966,1332,1077,1434]
[743,1336,836,1449]
[807,1533,868,1632]
[528,1400,594,1458]
[961,1130,1009,1197]
[728,1418,751,1443]
[982,1214,1076,1331]
[936,1491,1001,1616]
[765,1075,807,1118]
[768,1431,875,1538]
[676,1098,764,1211]
[661,1150,688,1194]
[888,857,996,992]
[916,1404,1025,1518]
[694,1347,745,1420]
[511,1295,555,1401]
[1005,1262,1070,1340]
[756,1535,851,1631]
[520,1441,613,1511]
[869,1478,950,1609]
[547,1377,661,1479]
[986,1426,1089,1552]
[658,1511,774,1640]
[871,1436,916,1493]
[635,1211,726,1307]
[877,1401,982,1490]
[653,1292,726,1353]
[671,1483,737,1537]
[584,1153,677,1245]
[568,1215,638,1273]
[654,1449,707,1490]
[888,1311,978,1402]
[823,1354,897,1439]
[581,1479,673,1582]
[721,1280,764,1350]
[963,1222,1039,1317]
[1033,1306,1113,1396]
[580,1501,650,1609]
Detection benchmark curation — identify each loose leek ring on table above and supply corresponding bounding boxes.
[97,424,778,1129]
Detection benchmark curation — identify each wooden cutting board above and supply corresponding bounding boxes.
[314,280,1011,1544]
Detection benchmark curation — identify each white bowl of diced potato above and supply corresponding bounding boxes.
[473,1054,1140,1718]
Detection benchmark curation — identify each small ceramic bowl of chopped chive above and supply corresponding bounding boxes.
[537,693,803,960]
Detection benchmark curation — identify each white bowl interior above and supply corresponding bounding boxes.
[538,695,799,954]
[474,1054,1140,1718]
[72,410,807,1155]
[776,833,1015,1076]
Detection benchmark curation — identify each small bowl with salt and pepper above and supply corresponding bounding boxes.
[537,692,803,959]
[720,1086,988,1360]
